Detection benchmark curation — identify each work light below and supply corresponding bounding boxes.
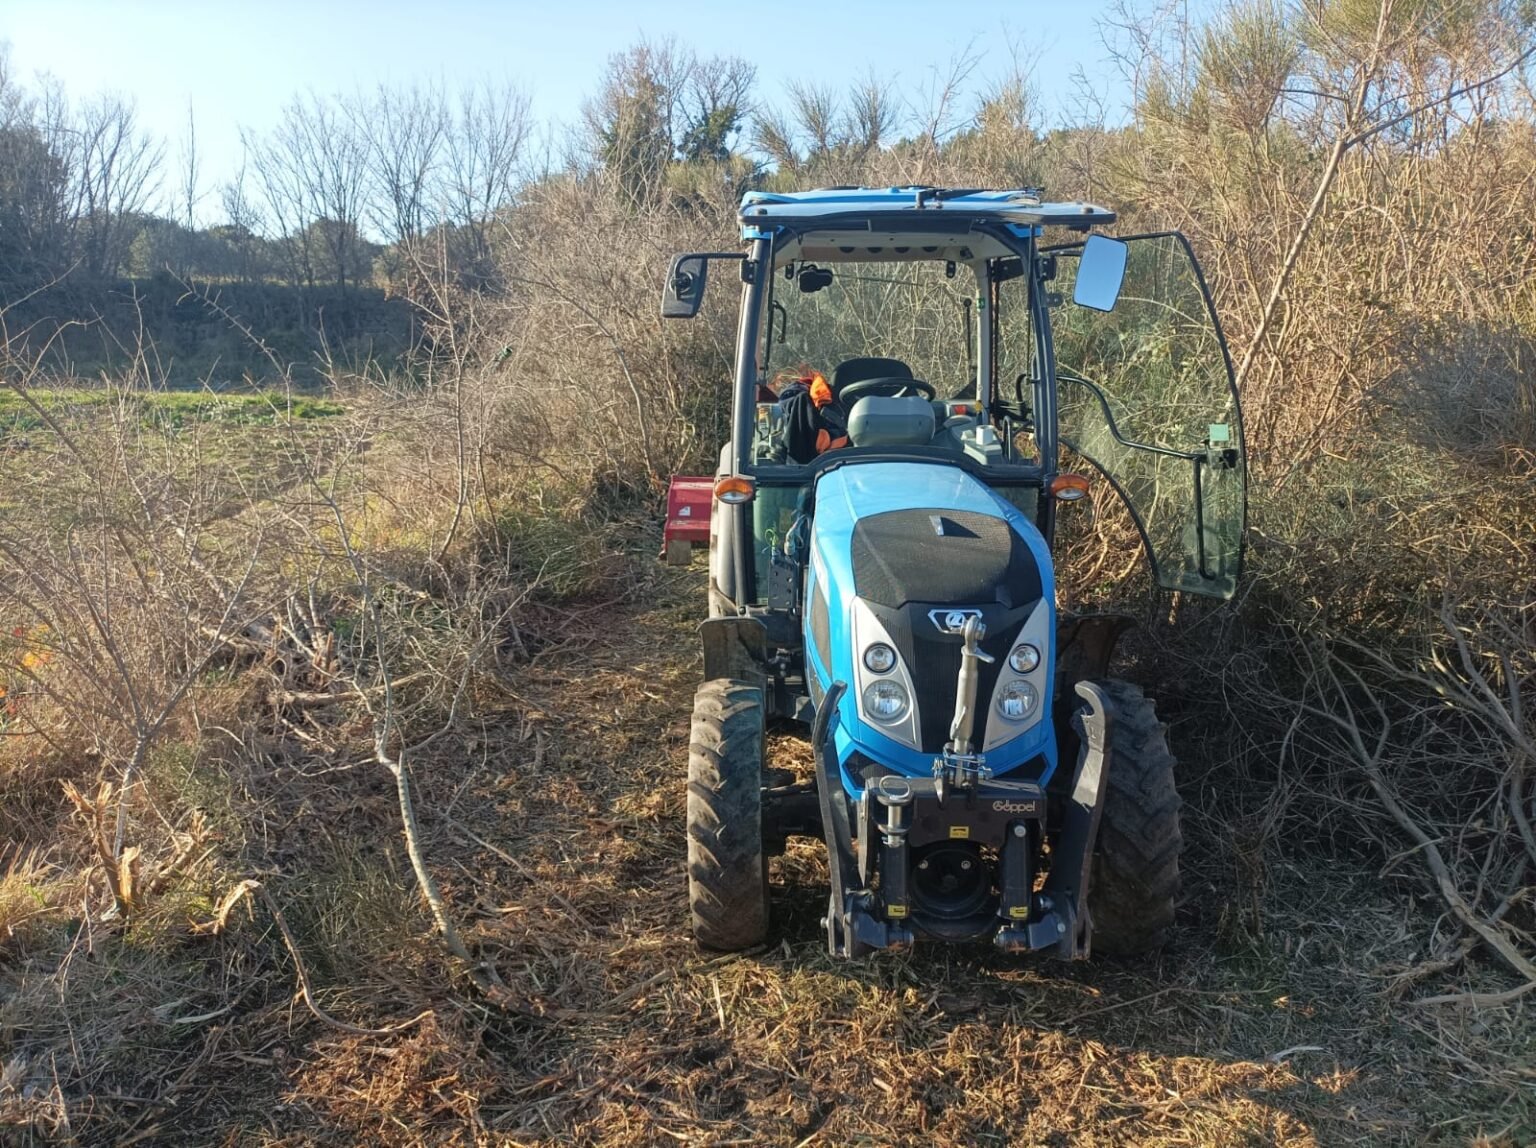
[862,680,910,724]
[995,680,1038,721]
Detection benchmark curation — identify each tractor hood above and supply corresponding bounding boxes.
[803,462,1057,790]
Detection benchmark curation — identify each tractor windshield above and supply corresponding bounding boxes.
[762,260,979,398]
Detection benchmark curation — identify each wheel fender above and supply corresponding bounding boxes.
[699,616,768,687]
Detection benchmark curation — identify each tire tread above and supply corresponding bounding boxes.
[1088,680,1183,956]
[687,679,768,950]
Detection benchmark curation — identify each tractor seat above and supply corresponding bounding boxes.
[831,356,914,399]
[846,395,936,447]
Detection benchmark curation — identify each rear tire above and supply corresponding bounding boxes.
[687,679,769,950]
[1088,680,1182,956]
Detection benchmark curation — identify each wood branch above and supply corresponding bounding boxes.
[256,884,433,1036]
[1345,43,1536,149]
[274,670,436,709]
[1413,979,1536,1009]
[1307,656,1536,1000]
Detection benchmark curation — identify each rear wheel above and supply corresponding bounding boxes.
[1088,680,1182,955]
[687,679,769,950]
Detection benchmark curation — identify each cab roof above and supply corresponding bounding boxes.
[739,186,1116,240]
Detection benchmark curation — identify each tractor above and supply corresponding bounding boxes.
[660,187,1245,958]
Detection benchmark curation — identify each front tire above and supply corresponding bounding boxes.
[687,679,769,950]
[1088,680,1182,955]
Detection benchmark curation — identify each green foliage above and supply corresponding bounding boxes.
[679,103,743,164]
[591,47,678,208]
[0,387,343,435]
[586,41,757,208]
[1198,0,1300,132]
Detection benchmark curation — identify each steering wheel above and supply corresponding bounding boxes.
[838,376,937,403]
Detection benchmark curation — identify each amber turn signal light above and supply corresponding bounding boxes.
[713,475,756,505]
[1049,473,1091,502]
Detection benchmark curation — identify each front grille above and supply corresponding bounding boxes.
[908,617,1020,751]
[869,599,1029,753]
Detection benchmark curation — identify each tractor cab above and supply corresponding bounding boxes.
[663,188,1245,959]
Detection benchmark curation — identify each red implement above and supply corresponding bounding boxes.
[661,476,713,564]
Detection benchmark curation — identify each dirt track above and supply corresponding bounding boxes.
[17,563,1531,1146]
[305,563,1526,1147]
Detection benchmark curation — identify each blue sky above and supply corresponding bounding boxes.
[3,0,1134,218]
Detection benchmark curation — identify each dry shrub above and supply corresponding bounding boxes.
[1397,321,1536,475]
[0,295,570,1135]
[480,173,742,492]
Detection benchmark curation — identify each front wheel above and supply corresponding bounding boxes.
[686,679,769,950]
[1088,680,1182,955]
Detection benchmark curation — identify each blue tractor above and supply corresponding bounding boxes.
[661,188,1245,958]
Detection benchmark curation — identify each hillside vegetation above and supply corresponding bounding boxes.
[2,3,1535,1144]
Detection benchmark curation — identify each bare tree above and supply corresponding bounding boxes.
[787,80,841,160]
[751,80,848,180]
[246,92,369,291]
[177,99,203,232]
[847,71,899,156]
[902,43,982,183]
[351,82,448,253]
[71,94,164,278]
[581,39,700,209]
[442,82,530,282]
[218,160,264,282]
[244,122,315,288]
[750,105,803,174]
[0,61,71,279]
[678,55,755,163]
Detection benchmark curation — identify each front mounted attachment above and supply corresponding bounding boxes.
[813,679,1118,959]
[1003,680,1115,956]
[935,615,995,803]
[814,682,915,958]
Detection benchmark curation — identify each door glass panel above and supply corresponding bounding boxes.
[1048,233,1245,598]
[752,484,806,605]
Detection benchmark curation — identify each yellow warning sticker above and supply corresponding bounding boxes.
[887,904,909,918]
[949,826,970,839]
[1009,905,1029,919]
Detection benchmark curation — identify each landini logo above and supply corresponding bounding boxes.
[928,608,983,635]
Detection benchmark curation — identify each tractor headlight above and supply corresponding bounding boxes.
[862,679,910,724]
[1008,644,1041,673]
[995,680,1038,722]
[863,643,897,673]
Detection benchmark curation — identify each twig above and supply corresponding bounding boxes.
[254,884,432,1036]
[447,820,596,929]
[1307,654,1536,995]
[1413,980,1536,1009]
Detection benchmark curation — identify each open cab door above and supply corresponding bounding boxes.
[1047,232,1246,599]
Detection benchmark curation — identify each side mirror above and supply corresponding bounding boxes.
[1073,234,1128,312]
[662,254,709,319]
